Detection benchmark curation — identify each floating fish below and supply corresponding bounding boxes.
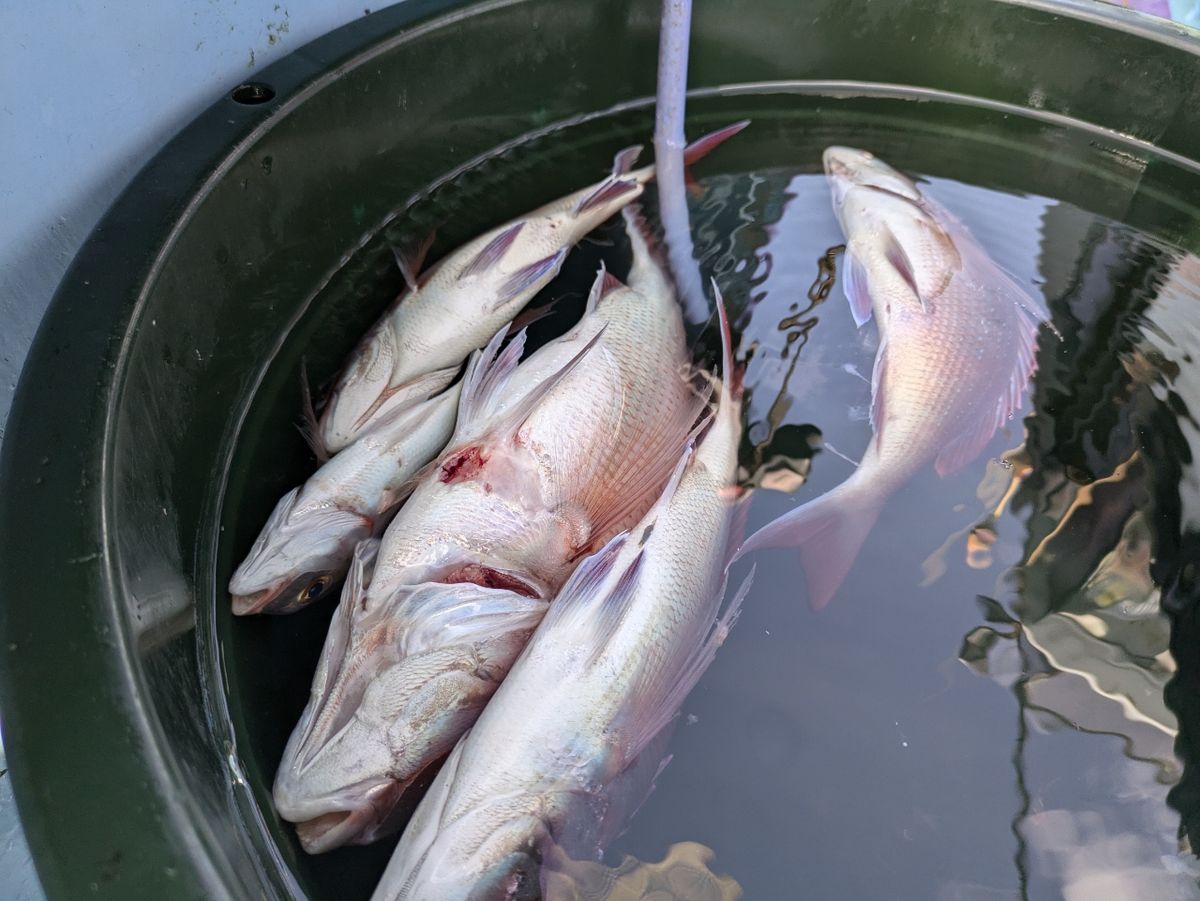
[369,298,748,900]
[317,124,746,454]
[229,386,460,615]
[741,147,1044,609]
[273,210,705,853]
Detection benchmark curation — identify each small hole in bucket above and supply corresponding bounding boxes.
[231,82,275,105]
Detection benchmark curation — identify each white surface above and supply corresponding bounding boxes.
[0,4,402,897]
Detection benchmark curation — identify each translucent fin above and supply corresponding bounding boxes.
[392,232,434,291]
[457,323,606,449]
[869,336,888,435]
[294,538,380,764]
[349,363,460,435]
[739,481,882,610]
[539,531,633,635]
[622,565,752,761]
[573,176,641,216]
[843,252,874,327]
[583,263,608,316]
[612,144,644,176]
[584,403,708,550]
[878,225,923,309]
[711,278,745,401]
[682,120,750,167]
[393,582,548,656]
[297,358,330,463]
[455,326,527,434]
[458,222,525,281]
[934,296,1039,478]
[490,247,568,311]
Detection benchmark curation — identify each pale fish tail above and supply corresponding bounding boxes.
[739,476,884,611]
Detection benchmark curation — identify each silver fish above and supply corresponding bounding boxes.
[740,147,1043,609]
[229,385,459,615]
[273,211,705,853]
[317,124,745,454]
[369,299,748,901]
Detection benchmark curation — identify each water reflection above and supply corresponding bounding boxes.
[957,222,1200,899]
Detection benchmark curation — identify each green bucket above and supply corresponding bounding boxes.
[4,1,1200,898]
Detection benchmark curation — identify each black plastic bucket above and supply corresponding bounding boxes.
[5,1,1200,898]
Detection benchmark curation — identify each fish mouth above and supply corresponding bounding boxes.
[231,585,289,616]
[289,778,418,853]
[295,808,375,854]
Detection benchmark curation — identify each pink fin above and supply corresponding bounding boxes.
[540,531,633,633]
[490,247,568,310]
[843,252,874,327]
[584,264,608,315]
[618,563,752,764]
[600,269,624,297]
[739,483,882,610]
[295,538,380,763]
[458,222,525,281]
[879,225,922,307]
[458,323,606,450]
[711,278,744,400]
[507,301,557,335]
[935,293,1040,478]
[575,378,709,553]
[869,336,887,435]
[297,358,331,463]
[682,120,750,167]
[573,176,641,216]
[455,326,527,435]
[612,144,644,176]
[391,232,434,291]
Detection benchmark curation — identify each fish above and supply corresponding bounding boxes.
[273,210,706,853]
[739,146,1044,610]
[367,295,749,901]
[229,385,460,615]
[317,123,747,454]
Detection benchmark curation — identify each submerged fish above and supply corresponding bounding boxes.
[740,146,1043,609]
[229,386,460,615]
[273,211,704,853]
[369,301,748,901]
[317,124,745,454]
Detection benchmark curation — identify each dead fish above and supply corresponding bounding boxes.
[317,123,746,454]
[229,385,460,615]
[740,146,1044,609]
[273,211,705,853]
[369,297,749,901]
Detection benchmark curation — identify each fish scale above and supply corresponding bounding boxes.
[370,319,747,901]
[272,208,705,854]
[739,146,1042,610]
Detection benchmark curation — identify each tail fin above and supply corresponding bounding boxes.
[739,483,882,610]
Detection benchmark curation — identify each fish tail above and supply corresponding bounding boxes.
[739,480,883,611]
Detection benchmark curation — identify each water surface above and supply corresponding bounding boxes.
[216,84,1200,900]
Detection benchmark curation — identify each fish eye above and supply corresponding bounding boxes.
[298,575,332,604]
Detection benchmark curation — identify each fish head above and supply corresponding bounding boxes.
[273,578,547,852]
[823,146,922,210]
[229,489,373,615]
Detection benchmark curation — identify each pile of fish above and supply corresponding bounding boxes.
[229,140,1045,898]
